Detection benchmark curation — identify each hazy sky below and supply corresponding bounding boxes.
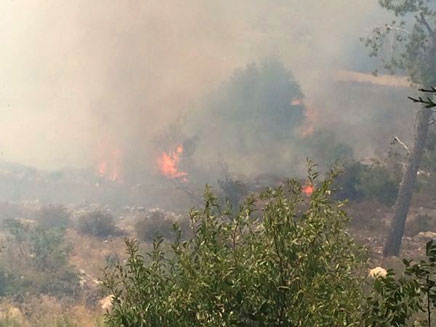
[0,1,390,170]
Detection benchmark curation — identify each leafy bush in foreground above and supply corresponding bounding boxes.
[364,240,436,327]
[104,166,366,326]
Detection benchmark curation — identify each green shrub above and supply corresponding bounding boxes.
[334,161,399,206]
[135,209,190,242]
[218,176,248,209]
[104,167,366,326]
[364,241,436,327]
[2,219,79,298]
[4,219,72,272]
[104,253,120,268]
[406,214,436,237]
[0,318,21,327]
[36,205,70,229]
[303,130,354,170]
[194,58,305,163]
[359,164,399,206]
[76,211,119,238]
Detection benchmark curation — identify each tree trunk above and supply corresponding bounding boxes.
[383,106,432,257]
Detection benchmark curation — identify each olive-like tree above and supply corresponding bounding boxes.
[365,0,436,256]
[103,166,366,326]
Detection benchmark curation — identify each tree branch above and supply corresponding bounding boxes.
[408,95,436,109]
[420,13,434,36]
[392,136,410,154]
[419,87,436,93]
[384,24,411,34]
[374,24,411,35]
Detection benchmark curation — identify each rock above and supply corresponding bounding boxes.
[416,231,436,240]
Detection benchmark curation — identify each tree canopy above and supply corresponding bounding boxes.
[365,0,436,85]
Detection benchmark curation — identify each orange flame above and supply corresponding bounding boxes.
[157,145,188,180]
[302,183,314,196]
[96,140,123,183]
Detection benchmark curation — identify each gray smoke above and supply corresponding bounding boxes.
[0,0,414,184]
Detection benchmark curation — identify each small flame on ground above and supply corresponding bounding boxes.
[302,183,314,196]
[157,145,188,181]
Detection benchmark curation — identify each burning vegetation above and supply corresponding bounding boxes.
[4,1,436,324]
[156,145,188,181]
[96,140,123,183]
[302,182,314,196]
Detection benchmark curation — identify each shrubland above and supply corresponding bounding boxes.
[0,161,434,326]
[104,166,367,326]
[135,209,190,243]
[76,211,120,238]
[35,205,70,230]
[103,162,436,326]
[0,218,79,299]
[0,216,110,326]
[303,129,354,170]
[334,160,400,206]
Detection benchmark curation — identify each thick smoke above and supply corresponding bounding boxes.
[0,0,414,182]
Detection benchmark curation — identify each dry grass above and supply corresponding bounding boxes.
[0,296,104,327]
[66,229,126,279]
[346,200,392,235]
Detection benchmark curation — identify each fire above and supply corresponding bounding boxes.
[96,139,123,183]
[302,183,314,196]
[157,145,188,180]
[292,98,317,137]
